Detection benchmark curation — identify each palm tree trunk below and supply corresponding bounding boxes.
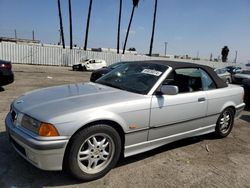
[122,6,135,54]
[149,0,158,56]
[84,0,93,51]
[68,0,73,49]
[57,0,65,48]
[117,0,122,54]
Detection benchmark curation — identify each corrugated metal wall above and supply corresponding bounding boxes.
[0,42,238,68]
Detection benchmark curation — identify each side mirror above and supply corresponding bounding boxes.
[160,85,178,95]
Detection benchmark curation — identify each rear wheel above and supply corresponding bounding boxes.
[215,108,234,138]
[66,125,121,181]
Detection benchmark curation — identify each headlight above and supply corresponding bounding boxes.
[21,115,59,137]
[21,115,40,133]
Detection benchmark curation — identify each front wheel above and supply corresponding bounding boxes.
[215,108,234,138]
[66,125,121,181]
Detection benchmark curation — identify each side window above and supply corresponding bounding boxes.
[200,69,216,90]
[165,68,203,93]
[164,68,217,93]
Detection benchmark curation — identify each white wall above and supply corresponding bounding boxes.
[0,42,241,68]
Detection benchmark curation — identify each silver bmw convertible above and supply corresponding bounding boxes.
[5,61,245,181]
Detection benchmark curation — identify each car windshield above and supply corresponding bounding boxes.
[96,62,168,94]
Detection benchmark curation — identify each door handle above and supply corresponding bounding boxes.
[198,97,206,102]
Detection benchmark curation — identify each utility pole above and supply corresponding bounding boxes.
[164,42,168,56]
[32,30,35,40]
[14,29,17,39]
[234,50,238,63]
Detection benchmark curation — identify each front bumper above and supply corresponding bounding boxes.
[5,113,68,171]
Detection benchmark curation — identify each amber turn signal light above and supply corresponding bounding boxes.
[38,123,59,137]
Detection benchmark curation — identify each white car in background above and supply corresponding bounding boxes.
[72,59,107,71]
[214,68,232,84]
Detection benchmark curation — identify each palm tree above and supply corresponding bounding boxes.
[221,46,229,62]
[68,0,73,49]
[57,0,65,48]
[149,0,158,56]
[84,0,93,51]
[122,0,140,54]
[117,0,122,54]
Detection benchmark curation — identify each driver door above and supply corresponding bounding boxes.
[148,68,207,141]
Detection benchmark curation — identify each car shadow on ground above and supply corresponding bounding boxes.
[240,106,250,123]
[241,115,250,123]
[245,105,250,111]
[117,133,215,167]
[0,86,4,92]
[0,131,217,187]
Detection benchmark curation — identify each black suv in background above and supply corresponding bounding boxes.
[0,59,14,86]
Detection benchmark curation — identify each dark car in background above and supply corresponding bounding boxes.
[0,60,14,86]
[243,79,250,105]
[232,70,250,84]
[231,70,250,105]
[226,66,242,74]
[90,61,127,82]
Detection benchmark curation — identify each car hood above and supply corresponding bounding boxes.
[92,68,111,75]
[13,82,143,122]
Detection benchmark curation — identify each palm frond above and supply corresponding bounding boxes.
[132,0,140,7]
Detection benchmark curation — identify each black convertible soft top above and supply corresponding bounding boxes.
[128,60,228,89]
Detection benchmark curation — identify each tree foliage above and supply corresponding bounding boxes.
[221,46,229,62]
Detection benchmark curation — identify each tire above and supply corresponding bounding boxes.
[226,78,231,84]
[215,108,234,138]
[82,66,87,71]
[66,124,121,181]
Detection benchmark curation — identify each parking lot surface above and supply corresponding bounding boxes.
[0,64,250,188]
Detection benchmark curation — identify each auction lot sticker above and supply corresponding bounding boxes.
[141,69,162,76]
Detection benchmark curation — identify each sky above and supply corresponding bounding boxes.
[0,0,250,63]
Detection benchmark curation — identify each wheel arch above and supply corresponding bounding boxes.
[221,105,236,115]
[62,119,125,170]
[220,101,236,115]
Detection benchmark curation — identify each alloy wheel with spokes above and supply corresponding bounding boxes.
[215,108,234,138]
[77,133,115,174]
[66,124,121,181]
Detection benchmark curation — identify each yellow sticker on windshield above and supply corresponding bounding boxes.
[141,69,162,76]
